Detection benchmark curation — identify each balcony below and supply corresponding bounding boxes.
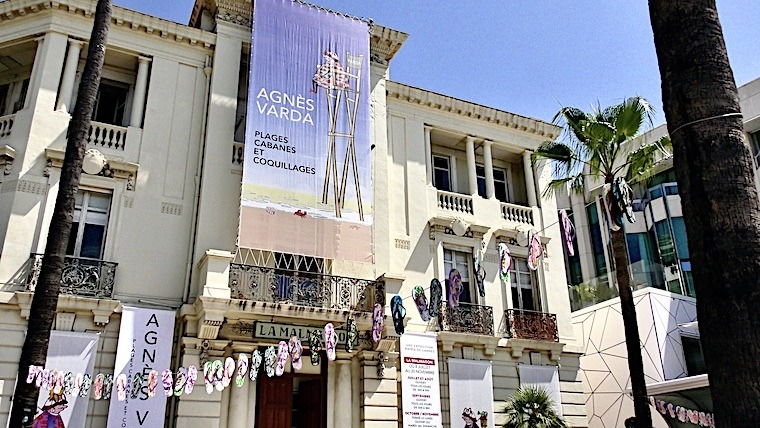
[504,309,558,342]
[437,190,474,215]
[25,254,117,299]
[439,302,494,336]
[0,113,15,138]
[228,263,383,312]
[501,202,534,226]
[87,121,127,150]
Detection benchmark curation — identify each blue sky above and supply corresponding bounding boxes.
[115,0,760,126]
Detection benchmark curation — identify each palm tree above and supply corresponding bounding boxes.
[533,97,671,428]
[9,1,112,426]
[502,385,568,428]
[650,0,760,425]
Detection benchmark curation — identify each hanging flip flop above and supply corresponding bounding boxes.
[235,354,249,387]
[116,374,128,401]
[324,323,337,361]
[80,374,91,398]
[130,373,143,399]
[447,269,462,308]
[264,346,277,377]
[213,359,225,392]
[26,365,41,385]
[185,366,197,395]
[527,232,543,271]
[345,316,359,353]
[93,373,104,400]
[559,209,576,256]
[289,336,303,371]
[54,371,65,395]
[222,357,235,388]
[498,243,512,283]
[309,330,323,366]
[102,374,113,400]
[147,370,158,398]
[390,295,406,335]
[428,279,442,318]
[36,368,46,388]
[174,367,188,397]
[250,349,263,381]
[372,303,384,343]
[275,341,289,376]
[203,361,214,394]
[473,246,486,298]
[63,372,74,395]
[412,286,431,321]
[162,369,174,397]
[72,373,83,397]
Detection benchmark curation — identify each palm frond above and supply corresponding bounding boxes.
[503,385,568,428]
[623,135,672,181]
[541,173,585,197]
[533,141,581,178]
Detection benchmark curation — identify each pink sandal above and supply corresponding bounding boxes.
[116,374,127,401]
[213,359,225,391]
[372,303,384,343]
[185,365,198,394]
[222,357,235,388]
[161,369,173,397]
[288,336,303,371]
[324,323,337,361]
[275,341,289,376]
[147,370,158,398]
[26,365,42,385]
[93,373,104,400]
[235,354,249,387]
[72,373,84,397]
[203,361,214,394]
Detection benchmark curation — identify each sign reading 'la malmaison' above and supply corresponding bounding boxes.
[254,322,356,345]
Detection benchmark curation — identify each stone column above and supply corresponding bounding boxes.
[246,369,257,422]
[424,126,433,186]
[523,150,537,207]
[483,140,495,199]
[326,359,336,428]
[351,358,361,428]
[56,39,83,112]
[335,360,353,428]
[130,56,151,127]
[227,353,248,428]
[466,136,478,195]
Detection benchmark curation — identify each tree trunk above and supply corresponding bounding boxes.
[649,1,760,425]
[608,200,652,428]
[9,2,112,426]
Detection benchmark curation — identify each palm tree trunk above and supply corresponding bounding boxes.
[649,0,760,425]
[610,227,652,428]
[9,2,112,426]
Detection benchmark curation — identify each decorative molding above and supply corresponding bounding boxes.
[370,25,408,66]
[387,81,561,139]
[2,179,46,195]
[45,148,139,191]
[428,217,487,240]
[198,310,225,340]
[161,202,183,216]
[216,0,251,27]
[123,195,134,208]
[394,238,410,250]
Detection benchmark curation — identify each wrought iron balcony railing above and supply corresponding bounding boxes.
[25,254,117,299]
[439,302,495,336]
[228,263,383,312]
[504,309,559,342]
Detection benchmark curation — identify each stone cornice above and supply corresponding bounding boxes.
[370,24,408,66]
[387,81,561,140]
[0,0,216,49]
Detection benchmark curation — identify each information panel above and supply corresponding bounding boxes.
[400,332,442,428]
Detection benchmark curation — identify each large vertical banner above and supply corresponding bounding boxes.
[33,331,99,428]
[107,307,175,428]
[448,359,495,428]
[518,364,563,416]
[400,333,442,428]
[241,0,372,263]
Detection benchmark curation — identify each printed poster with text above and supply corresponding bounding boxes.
[401,332,442,428]
[448,359,495,428]
[242,0,372,262]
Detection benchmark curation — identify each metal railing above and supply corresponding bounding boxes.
[25,254,117,299]
[501,202,534,226]
[229,263,383,312]
[504,309,558,342]
[439,302,494,336]
[437,190,474,215]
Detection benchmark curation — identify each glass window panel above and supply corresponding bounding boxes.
[88,193,111,210]
[682,338,707,376]
[66,222,79,256]
[671,217,690,259]
[655,220,676,265]
[649,186,663,199]
[586,203,607,276]
[433,156,449,169]
[664,183,679,196]
[80,224,105,259]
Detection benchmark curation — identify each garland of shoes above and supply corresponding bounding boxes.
[25,314,386,399]
[650,397,715,427]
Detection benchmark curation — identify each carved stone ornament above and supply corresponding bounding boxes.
[82,148,107,175]
[450,218,469,237]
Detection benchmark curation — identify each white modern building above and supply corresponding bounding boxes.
[0,0,590,427]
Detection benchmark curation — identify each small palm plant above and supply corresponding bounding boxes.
[502,386,568,428]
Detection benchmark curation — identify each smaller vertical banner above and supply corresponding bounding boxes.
[448,359,494,428]
[400,332,442,428]
[107,306,176,428]
[518,364,563,416]
[33,331,99,428]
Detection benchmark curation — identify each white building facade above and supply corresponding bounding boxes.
[0,0,589,427]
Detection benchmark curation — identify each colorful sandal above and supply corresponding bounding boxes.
[413,286,431,321]
[447,268,462,308]
[309,330,323,366]
[147,370,158,398]
[80,374,91,397]
[63,372,74,395]
[222,357,235,388]
[203,361,214,394]
[213,359,225,391]
[116,374,128,401]
[264,346,277,377]
[345,316,358,353]
[185,365,198,395]
[559,209,576,256]
[391,295,406,335]
[130,373,143,399]
[275,341,289,376]
[235,354,249,387]
[372,303,384,343]
[72,373,83,397]
[289,336,303,371]
[174,367,188,397]
[250,349,263,381]
[324,323,337,361]
[53,371,65,395]
[527,232,543,271]
[39,369,50,390]
[428,279,443,318]
[102,374,113,400]
[26,365,42,385]
[161,369,174,397]
[498,243,512,283]
[93,373,104,400]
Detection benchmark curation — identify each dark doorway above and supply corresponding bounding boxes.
[256,355,327,428]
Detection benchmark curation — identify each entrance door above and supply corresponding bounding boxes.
[295,379,324,428]
[256,374,293,428]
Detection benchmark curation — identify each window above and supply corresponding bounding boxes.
[476,165,510,202]
[750,130,760,167]
[627,232,663,289]
[510,258,537,311]
[0,78,29,115]
[654,220,676,265]
[235,48,249,143]
[443,249,473,304]
[92,80,129,125]
[66,190,111,259]
[586,202,607,278]
[682,337,707,376]
[274,253,325,302]
[432,155,452,192]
